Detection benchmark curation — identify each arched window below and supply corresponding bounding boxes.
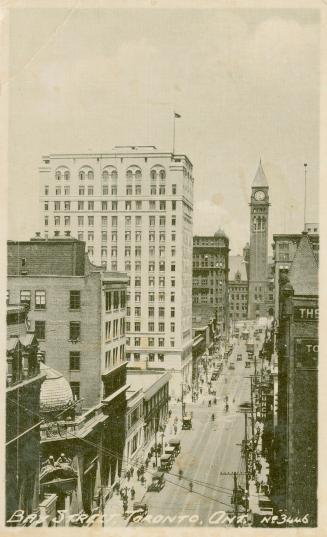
[55,171,61,181]
[126,170,133,181]
[111,170,118,182]
[150,170,156,181]
[79,171,85,181]
[87,170,94,180]
[135,169,142,181]
[64,170,70,181]
[102,170,109,181]
[159,169,166,181]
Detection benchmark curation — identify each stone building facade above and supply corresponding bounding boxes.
[38,148,194,398]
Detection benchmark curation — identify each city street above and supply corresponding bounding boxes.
[127,330,263,528]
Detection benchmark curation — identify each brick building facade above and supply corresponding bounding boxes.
[7,237,129,411]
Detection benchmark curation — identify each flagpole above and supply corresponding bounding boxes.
[173,115,176,155]
[173,112,181,155]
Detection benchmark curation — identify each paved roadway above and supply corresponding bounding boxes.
[130,329,264,528]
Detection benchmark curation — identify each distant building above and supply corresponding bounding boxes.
[38,148,194,398]
[7,236,129,410]
[248,161,270,319]
[272,232,318,526]
[192,230,230,338]
[228,255,249,325]
[6,304,45,523]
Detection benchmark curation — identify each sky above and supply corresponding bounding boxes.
[8,7,320,254]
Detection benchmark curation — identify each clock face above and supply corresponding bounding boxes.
[254,190,265,201]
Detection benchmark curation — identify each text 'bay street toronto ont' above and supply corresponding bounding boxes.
[6,7,319,530]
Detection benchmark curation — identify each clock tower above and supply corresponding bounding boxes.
[248,160,270,319]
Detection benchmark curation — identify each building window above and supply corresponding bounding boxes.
[149,292,155,302]
[159,338,164,347]
[70,351,80,371]
[70,381,80,401]
[20,290,31,306]
[159,307,165,317]
[88,186,94,196]
[88,202,94,211]
[149,353,155,362]
[79,171,85,181]
[134,353,140,362]
[125,201,132,211]
[102,230,107,242]
[172,184,177,195]
[56,187,61,196]
[159,292,165,302]
[103,185,108,195]
[35,320,46,340]
[171,307,175,318]
[160,201,166,211]
[172,201,176,210]
[54,201,60,211]
[159,322,165,332]
[70,290,81,310]
[158,354,164,362]
[64,216,70,226]
[171,323,175,333]
[135,337,141,347]
[78,216,84,226]
[106,291,112,311]
[44,185,49,195]
[69,321,80,341]
[44,201,49,211]
[148,322,154,332]
[35,290,46,309]
[149,201,156,210]
[135,306,141,317]
[136,201,142,210]
[170,340,175,347]
[148,307,154,317]
[171,292,175,303]
[88,231,94,241]
[79,186,85,195]
[78,201,84,210]
[135,322,141,332]
[126,185,132,195]
[102,201,108,211]
[87,170,94,180]
[112,216,118,227]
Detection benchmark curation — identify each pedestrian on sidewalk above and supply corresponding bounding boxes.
[174,424,177,435]
[130,466,134,478]
[130,486,135,500]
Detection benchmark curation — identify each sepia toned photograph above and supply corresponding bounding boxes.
[4,1,320,530]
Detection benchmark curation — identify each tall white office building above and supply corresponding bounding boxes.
[39,147,194,397]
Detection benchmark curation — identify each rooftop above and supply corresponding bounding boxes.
[288,232,318,296]
[127,370,170,401]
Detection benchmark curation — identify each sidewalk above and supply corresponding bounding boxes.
[94,405,185,527]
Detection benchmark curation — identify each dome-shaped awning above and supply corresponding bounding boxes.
[40,364,74,415]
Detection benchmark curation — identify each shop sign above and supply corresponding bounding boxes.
[294,306,318,322]
[294,338,318,369]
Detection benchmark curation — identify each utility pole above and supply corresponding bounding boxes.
[154,415,158,467]
[250,376,255,478]
[233,472,238,527]
[181,383,184,417]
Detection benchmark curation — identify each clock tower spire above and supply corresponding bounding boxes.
[248,161,270,319]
